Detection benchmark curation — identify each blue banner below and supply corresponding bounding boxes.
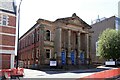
[80,52,84,64]
[71,51,74,65]
[61,51,66,65]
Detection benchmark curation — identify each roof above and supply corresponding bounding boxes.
[91,16,116,26]
[0,0,16,14]
[20,13,91,39]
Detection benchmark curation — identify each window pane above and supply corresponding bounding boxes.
[46,53,50,58]
[3,20,7,25]
[46,49,50,58]
[3,15,7,19]
[2,15,8,26]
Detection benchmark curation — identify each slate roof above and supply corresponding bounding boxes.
[0,0,16,14]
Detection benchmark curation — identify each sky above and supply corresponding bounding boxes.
[16,0,120,37]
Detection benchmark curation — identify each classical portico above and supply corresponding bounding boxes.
[54,19,91,65]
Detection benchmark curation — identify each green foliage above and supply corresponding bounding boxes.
[97,29,120,60]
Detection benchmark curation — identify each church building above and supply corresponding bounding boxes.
[19,13,92,69]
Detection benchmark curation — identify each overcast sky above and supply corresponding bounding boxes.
[16,0,120,37]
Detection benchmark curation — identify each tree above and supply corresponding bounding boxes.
[97,29,120,60]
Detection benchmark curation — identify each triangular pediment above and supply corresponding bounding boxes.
[55,13,91,29]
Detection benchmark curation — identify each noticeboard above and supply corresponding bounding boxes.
[50,61,57,66]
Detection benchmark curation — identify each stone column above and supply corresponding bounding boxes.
[55,27,62,65]
[58,28,62,57]
[68,30,71,57]
[77,32,81,54]
[67,30,71,64]
[86,34,89,64]
[77,32,81,64]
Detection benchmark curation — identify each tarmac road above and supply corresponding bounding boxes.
[21,66,114,79]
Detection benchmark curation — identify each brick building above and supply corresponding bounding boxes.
[91,16,120,63]
[0,0,16,69]
[19,13,92,69]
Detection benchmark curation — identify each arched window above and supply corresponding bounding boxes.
[46,30,50,41]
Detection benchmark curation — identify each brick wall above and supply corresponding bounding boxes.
[0,12,16,69]
[2,35,15,46]
[0,54,11,69]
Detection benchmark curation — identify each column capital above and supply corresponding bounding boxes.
[77,32,81,37]
[56,26,62,29]
[67,29,71,31]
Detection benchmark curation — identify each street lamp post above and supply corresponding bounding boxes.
[16,0,22,68]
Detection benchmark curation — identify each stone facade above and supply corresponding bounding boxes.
[0,0,16,69]
[19,13,92,69]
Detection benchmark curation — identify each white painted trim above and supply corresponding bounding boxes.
[0,11,16,17]
[0,32,16,36]
[10,54,15,69]
[0,50,15,54]
[1,25,16,29]
[0,45,15,48]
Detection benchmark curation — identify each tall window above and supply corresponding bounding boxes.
[32,49,34,59]
[46,30,50,41]
[96,41,100,56]
[36,31,39,42]
[32,33,35,43]
[46,49,51,58]
[115,17,120,30]
[36,48,39,58]
[2,15,8,26]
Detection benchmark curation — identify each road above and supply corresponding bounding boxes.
[21,66,113,79]
[23,69,94,78]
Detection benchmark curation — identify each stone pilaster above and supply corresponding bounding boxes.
[39,25,45,66]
